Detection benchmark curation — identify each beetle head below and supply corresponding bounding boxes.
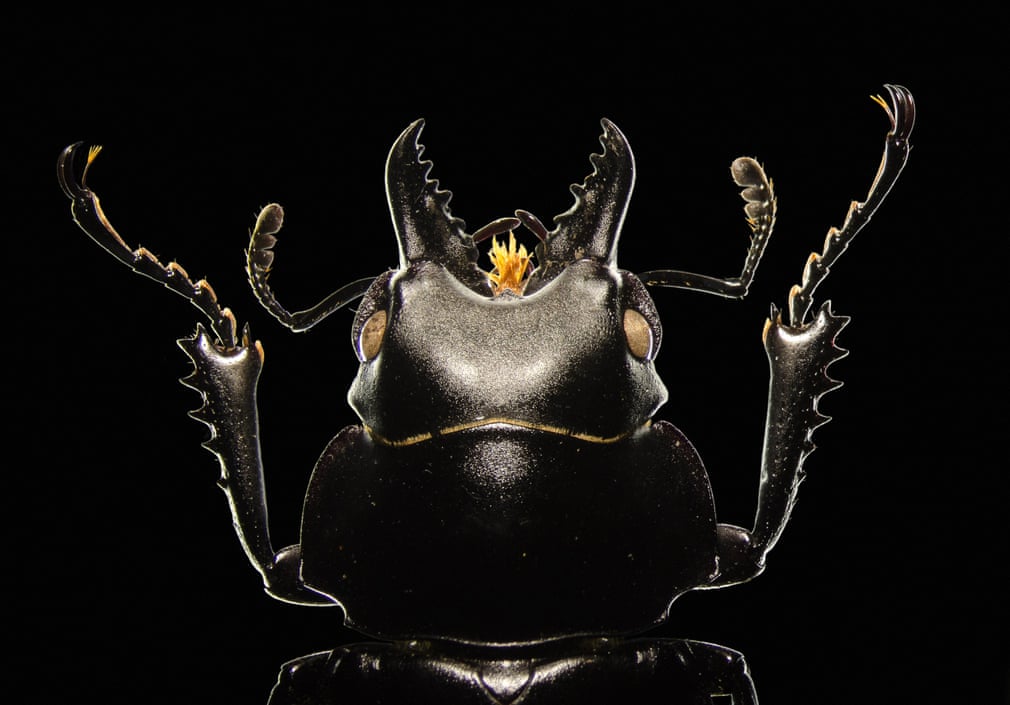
[348,120,667,446]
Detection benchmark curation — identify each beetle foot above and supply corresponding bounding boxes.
[59,143,243,347]
[786,85,914,325]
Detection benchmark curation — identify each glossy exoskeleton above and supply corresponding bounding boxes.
[59,85,914,704]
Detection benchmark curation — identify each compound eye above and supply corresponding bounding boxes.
[623,309,653,360]
[358,310,387,361]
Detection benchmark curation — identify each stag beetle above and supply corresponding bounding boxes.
[59,85,914,704]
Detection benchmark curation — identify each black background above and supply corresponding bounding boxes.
[10,7,1006,705]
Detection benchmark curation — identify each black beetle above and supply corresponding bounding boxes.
[59,84,914,704]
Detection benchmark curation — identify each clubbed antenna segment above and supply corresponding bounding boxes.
[245,203,375,332]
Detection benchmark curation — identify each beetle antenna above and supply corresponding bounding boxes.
[638,157,776,299]
[245,203,376,332]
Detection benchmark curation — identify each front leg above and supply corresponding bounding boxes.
[178,325,334,605]
[711,85,915,585]
[709,304,850,586]
[59,142,330,606]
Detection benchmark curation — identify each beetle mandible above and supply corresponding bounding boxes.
[59,85,914,704]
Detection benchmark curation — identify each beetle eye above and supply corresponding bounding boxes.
[623,309,653,360]
[358,310,387,361]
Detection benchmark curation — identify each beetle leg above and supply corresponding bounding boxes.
[710,302,851,585]
[787,84,915,325]
[60,144,329,604]
[58,143,240,348]
[246,203,376,332]
[178,324,335,605]
[638,156,776,298]
[705,87,915,586]
[751,303,850,554]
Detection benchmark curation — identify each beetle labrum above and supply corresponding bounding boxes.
[59,85,914,704]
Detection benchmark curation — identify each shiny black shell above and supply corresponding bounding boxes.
[301,258,719,643]
[301,422,718,644]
